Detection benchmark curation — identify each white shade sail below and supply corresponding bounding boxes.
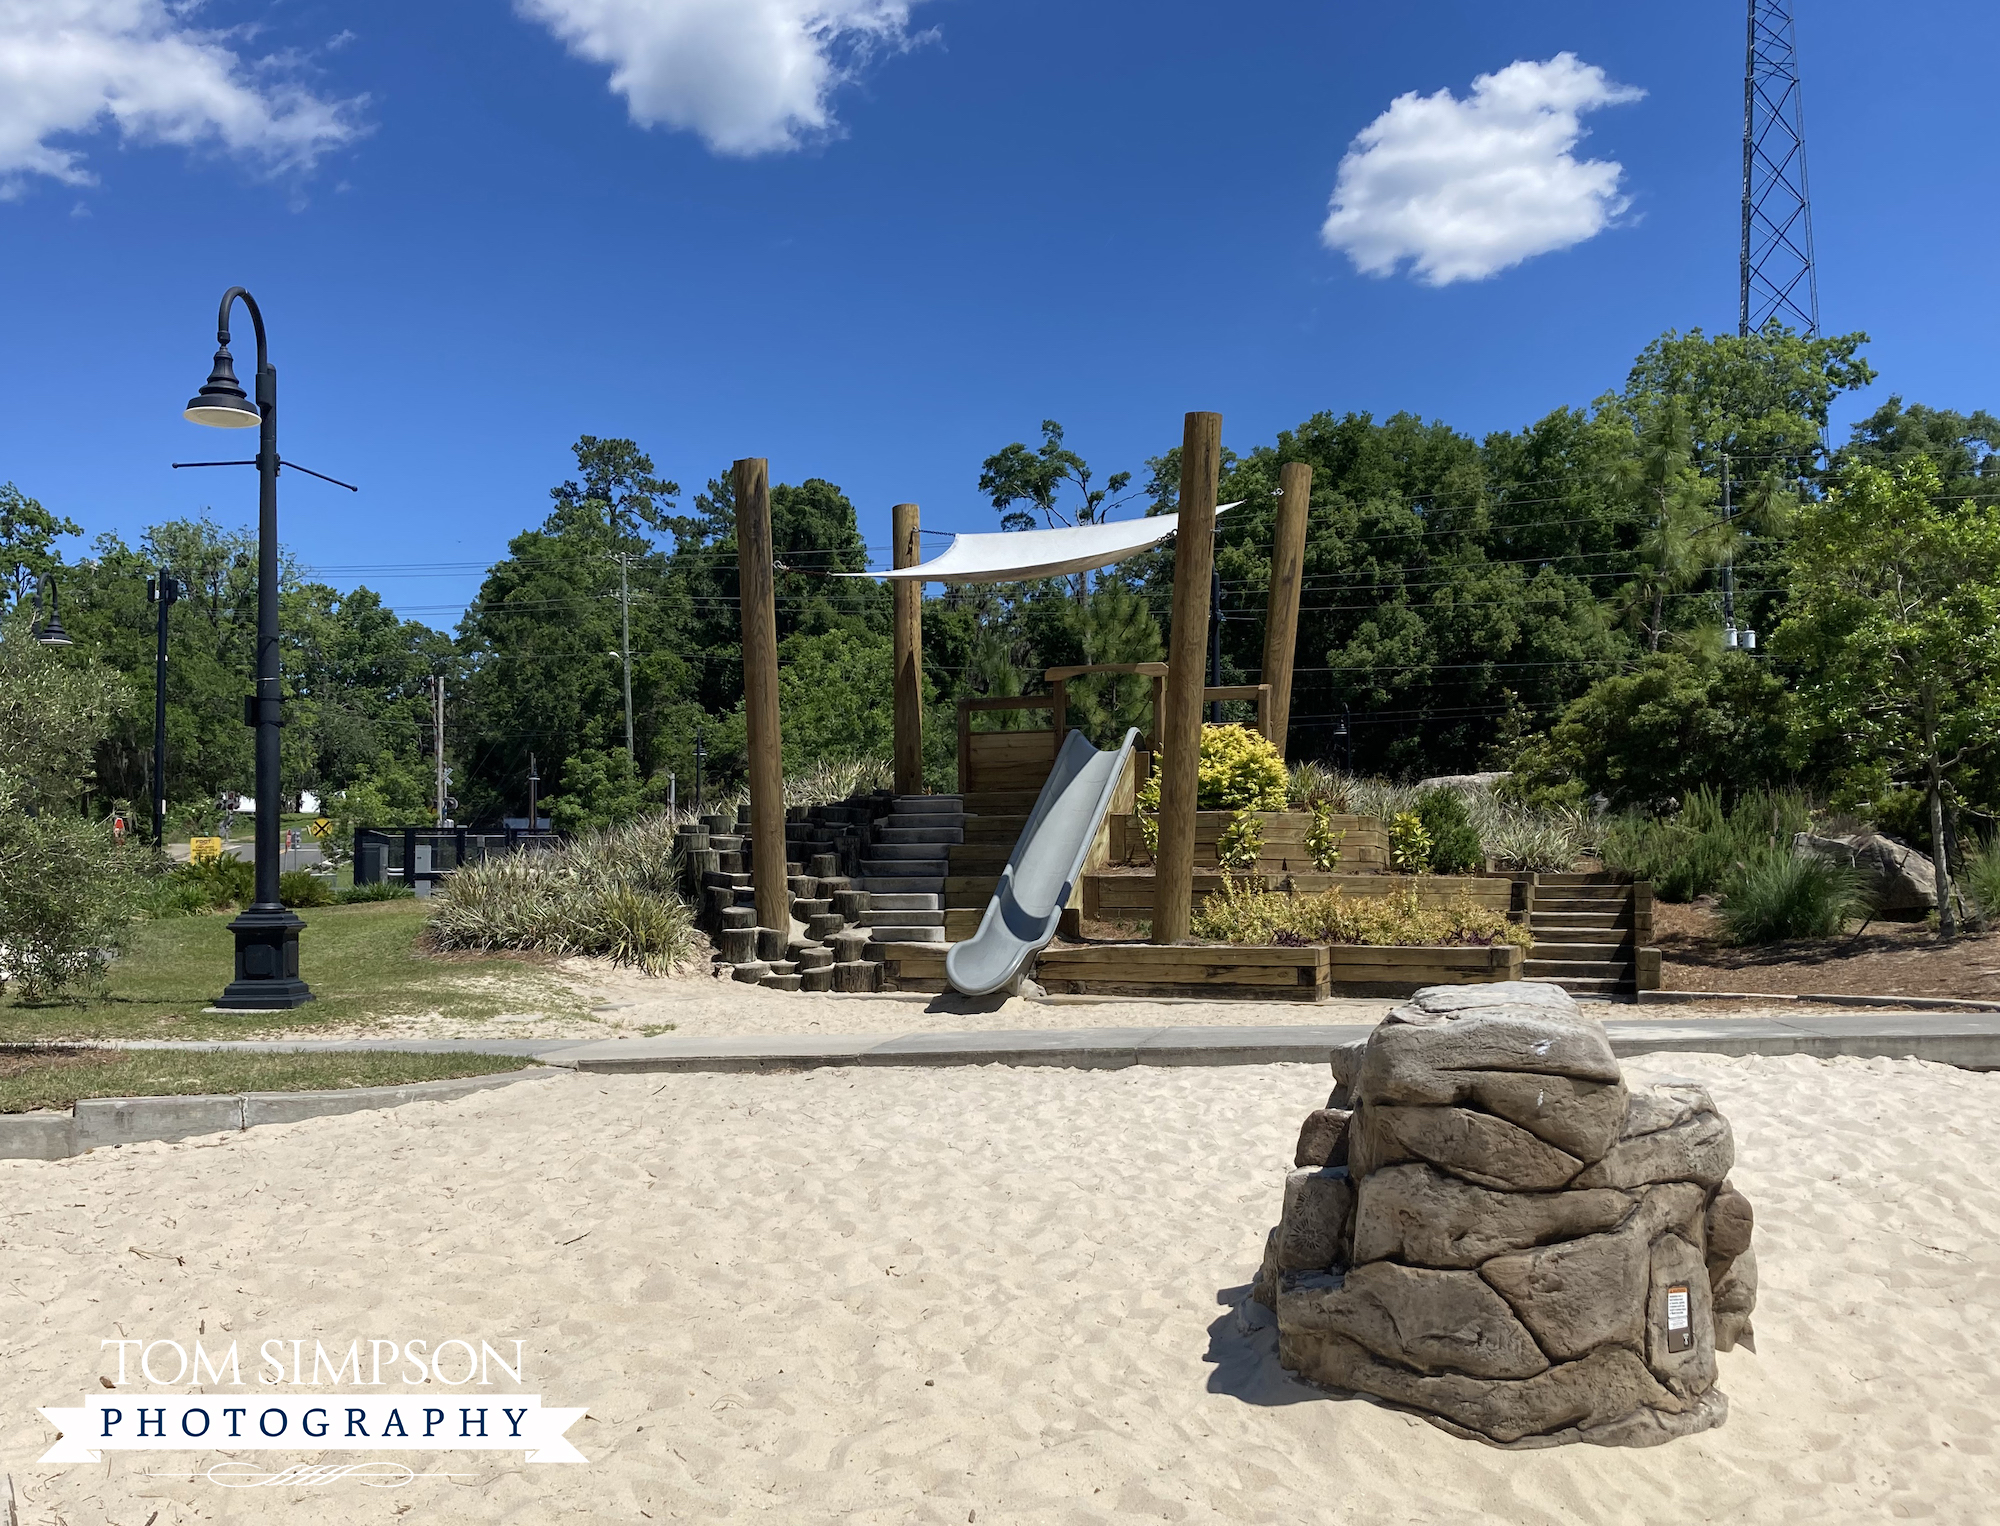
[845,503,1242,585]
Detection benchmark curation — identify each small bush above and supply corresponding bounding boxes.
[279,870,335,908]
[1389,812,1432,873]
[1287,762,1350,812]
[1215,807,1263,870]
[1964,836,2000,925]
[150,854,255,914]
[1192,878,1528,949]
[1144,725,1289,815]
[1305,803,1344,872]
[1717,851,1867,944]
[0,809,142,1000]
[1414,788,1484,874]
[337,880,415,904]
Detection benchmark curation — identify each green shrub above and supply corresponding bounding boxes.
[1287,762,1350,812]
[1192,878,1528,949]
[154,854,255,913]
[1961,836,2000,924]
[1389,812,1432,873]
[427,814,695,974]
[0,808,142,1000]
[1305,803,1344,872]
[1143,725,1289,814]
[336,880,415,904]
[279,871,335,908]
[1414,788,1484,874]
[1215,807,1263,870]
[1600,786,1814,902]
[1717,851,1867,944]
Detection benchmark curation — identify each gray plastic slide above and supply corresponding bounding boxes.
[945,726,1140,997]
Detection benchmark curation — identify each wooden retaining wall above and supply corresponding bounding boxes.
[1107,811,1388,872]
[868,937,1522,1000]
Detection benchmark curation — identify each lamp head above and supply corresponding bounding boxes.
[184,345,260,428]
[33,577,72,647]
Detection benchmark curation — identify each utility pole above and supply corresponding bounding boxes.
[433,676,447,826]
[617,551,635,761]
[1721,453,1736,646]
[147,569,181,847]
[1740,0,1819,336]
[1208,564,1224,724]
[527,753,539,835]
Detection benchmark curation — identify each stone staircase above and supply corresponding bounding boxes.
[1523,874,1648,996]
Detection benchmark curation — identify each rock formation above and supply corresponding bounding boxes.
[1255,981,1756,1447]
[1792,830,1936,916]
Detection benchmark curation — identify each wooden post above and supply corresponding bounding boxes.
[1263,460,1311,757]
[1153,411,1222,944]
[734,458,789,935]
[892,502,923,796]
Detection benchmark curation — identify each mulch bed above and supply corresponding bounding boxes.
[1655,902,2000,1001]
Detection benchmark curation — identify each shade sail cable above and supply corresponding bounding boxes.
[840,503,1242,585]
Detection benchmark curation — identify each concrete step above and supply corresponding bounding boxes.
[859,859,949,877]
[867,925,947,944]
[881,814,967,831]
[961,792,1044,814]
[869,841,955,861]
[859,908,944,928]
[866,892,940,911]
[894,796,964,814]
[858,876,946,895]
[876,826,965,846]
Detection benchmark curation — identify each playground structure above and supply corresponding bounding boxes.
[685,415,1661,1000]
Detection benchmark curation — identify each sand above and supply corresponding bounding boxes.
[4,1051,1996,1522]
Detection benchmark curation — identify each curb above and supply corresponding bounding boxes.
[1638,990,2000,1012]
[0,1067,556,1162]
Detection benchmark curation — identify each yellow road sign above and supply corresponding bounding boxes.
[188,836,223,865]
[309,817,333,840]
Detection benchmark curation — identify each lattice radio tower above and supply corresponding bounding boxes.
[1740,1,1819,335]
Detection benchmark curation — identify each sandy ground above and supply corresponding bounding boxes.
[297,960,1881,1044]
[2,1051,1996,1523]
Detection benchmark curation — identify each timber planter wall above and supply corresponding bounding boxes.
[1084,870,1510,922]
[868,936,1523,1000]
[1108,812,1389,873]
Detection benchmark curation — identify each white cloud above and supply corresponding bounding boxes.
[0,0,364,198]
[1321,53,1643,286]
[518,0,930,156]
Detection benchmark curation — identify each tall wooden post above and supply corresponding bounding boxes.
[1153,412,1222,945]
[734,458,789,935]
[1262,460,1312,756]
[892,502,924,797]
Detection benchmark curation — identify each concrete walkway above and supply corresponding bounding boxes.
[73,1010,2000,1073]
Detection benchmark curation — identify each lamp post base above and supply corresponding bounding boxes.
[215,904,314,1010]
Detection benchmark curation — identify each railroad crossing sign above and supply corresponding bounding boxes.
[308,817,333,840]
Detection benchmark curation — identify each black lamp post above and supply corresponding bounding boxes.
[1332,703,1351,774]
[147,571,181,847]
[526,753,540,837]
[693,727,705,815]
[12,568,74,647]
[183,287,312,1009]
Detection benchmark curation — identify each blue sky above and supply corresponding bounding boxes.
[2,0,1993,628]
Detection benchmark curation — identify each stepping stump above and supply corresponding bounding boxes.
[1254,981,1756,1448]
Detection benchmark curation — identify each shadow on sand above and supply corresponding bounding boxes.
[1201,1283,1321,1407]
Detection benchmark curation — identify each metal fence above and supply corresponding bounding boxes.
[352,826,561,893]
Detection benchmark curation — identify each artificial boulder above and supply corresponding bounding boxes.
[1792,830,1937,916]
[1254,981,1757,1447]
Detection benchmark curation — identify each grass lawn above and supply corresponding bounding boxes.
[0,1048,539,1115]
[0,899,590,1043]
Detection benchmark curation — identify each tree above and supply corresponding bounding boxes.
[1609,400,1729,652]
[1773,460,2000,935]
[1520,652,1794,808]
[0,482,80,580]
[979,420,1133,531]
